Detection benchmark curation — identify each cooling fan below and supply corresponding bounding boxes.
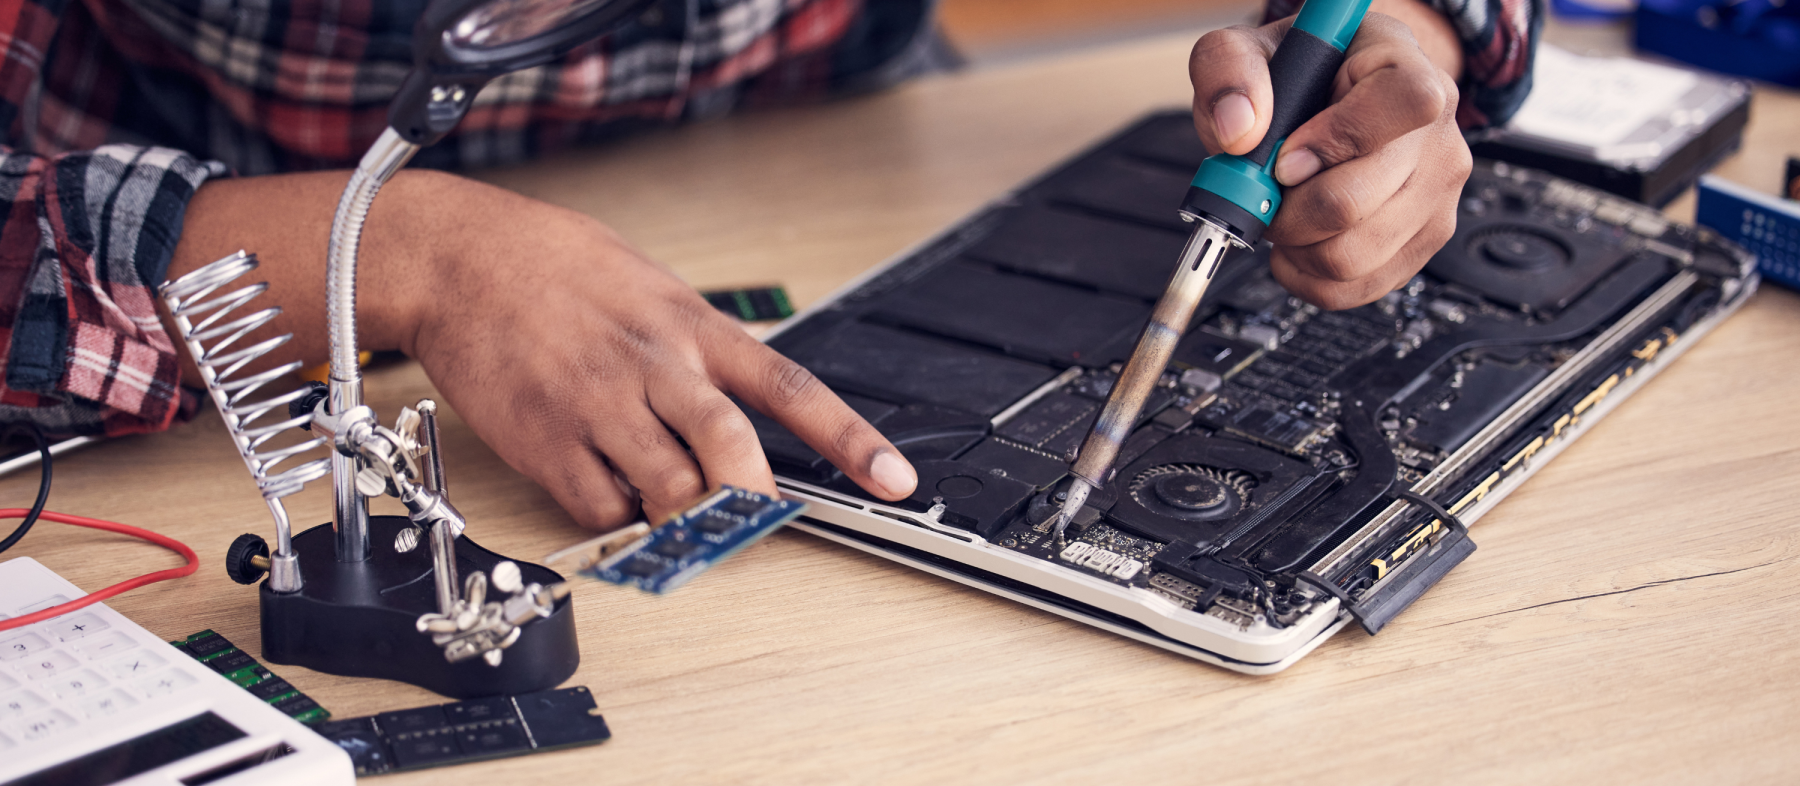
[1103,434,1312,546]
[1127,464,1257,522]
[1425,176,1637,313]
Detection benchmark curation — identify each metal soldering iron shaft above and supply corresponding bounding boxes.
[1051,218,1239,541]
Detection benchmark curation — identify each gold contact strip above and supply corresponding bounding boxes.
[1308,269,1702,584]
[1364,327,1687,581]
[1349,279,1750,599]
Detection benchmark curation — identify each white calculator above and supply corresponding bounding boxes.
[0,557,352,785]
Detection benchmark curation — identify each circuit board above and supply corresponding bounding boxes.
[702,286,795,321]
[169,630,330,724]
[582,486,805,593]
[748,111,1758,643]
[309,687,611,776]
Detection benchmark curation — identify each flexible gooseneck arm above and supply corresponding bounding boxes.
[324,127,421,562]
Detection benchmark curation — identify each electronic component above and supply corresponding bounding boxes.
[1697,175,1799,289]
[580,487,804,593]
[702,286,795,322]
[309,686,611,776]
[1223,407,1324,455]
[1238,324,1281,351]
[1171,330,1263,379]
[1467,45,1751,207]
[169,630,330,724]
[1058,541,1145,580]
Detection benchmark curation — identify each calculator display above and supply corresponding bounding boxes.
[11,711,247,786]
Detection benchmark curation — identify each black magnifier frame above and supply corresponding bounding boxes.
[390,0,657,145]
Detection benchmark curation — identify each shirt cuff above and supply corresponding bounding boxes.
[0,144,226,437]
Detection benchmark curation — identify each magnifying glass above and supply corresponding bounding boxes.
[321,0,655,562]
[392,0,657,145]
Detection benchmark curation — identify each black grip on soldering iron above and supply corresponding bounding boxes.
[1244,27,1347,168]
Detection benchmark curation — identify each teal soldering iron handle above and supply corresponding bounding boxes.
[1180,0,1374,245]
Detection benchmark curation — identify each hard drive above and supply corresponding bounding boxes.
[1467,45,1751,207]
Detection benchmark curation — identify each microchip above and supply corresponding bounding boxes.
[618,556,666,579]
[313,688,611,777]
[695,512,742,535]
[579,486,806,594]
[1224,407,1323,454]
[169,630,329,724]
[720,496,769,516]
[652,538,702,560]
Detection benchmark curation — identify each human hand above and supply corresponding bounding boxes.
[401,178,918,528]
[1188,10,1472,309]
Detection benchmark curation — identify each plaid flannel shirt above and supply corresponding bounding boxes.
[0,0,1528,440]
[1265,0,1542,128]
[0,0,936,437]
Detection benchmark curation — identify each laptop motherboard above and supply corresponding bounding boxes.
[748,111,1757,648]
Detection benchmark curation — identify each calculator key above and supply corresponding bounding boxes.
[22,650,78,680]
[9,708,79,740]
[0,671,16,693]
[0,728,13,751]
[0,689,48,718]
[74,631,136,661]
[0,632,51,661]
[47,668,108,699]
[76,688,138,719]
[49,613,108,641]
[134,669,197,698]
[14,595,71,617]
[104,649,167,680]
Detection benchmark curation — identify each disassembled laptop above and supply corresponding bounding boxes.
[752,111,1758,673]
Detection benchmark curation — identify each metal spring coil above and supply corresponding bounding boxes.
[159,252,330,532]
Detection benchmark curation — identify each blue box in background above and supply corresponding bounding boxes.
[1636,0,1800,87]
[1698,175,1800,290]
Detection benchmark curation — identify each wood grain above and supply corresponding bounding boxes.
[937,0,1254,58]
[5,27,1797,786]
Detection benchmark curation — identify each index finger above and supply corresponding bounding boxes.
[1273,13,1449,186]
[717,331,917,501]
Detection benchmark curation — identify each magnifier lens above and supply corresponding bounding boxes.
[448,0,616,48]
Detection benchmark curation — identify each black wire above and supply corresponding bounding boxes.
[0,422,52,555]
[1293,488,1466,618]
[1393,488,1467,535]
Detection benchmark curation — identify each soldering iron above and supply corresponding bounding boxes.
[1052,0,1375,541]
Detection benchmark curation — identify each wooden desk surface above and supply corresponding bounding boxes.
[7,31,1799,785]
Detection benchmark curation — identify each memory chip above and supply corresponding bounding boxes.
[701,286,795,322]
[169,630,330,724]
[651,539,702,559]
[618,556,665,579]
[581,486,805,594]
[311,687,611,777]
[695,513,741,535]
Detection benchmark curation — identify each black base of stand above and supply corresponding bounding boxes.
[260,515,579,699]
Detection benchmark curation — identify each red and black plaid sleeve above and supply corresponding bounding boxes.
[0,145,221,437]
[1263,0,1544,128]
[0,0,936,438]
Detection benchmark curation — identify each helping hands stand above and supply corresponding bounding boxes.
[159,0,657,698]
[162,130,582,699]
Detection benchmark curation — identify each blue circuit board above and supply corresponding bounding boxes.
[582,487,805,593]
[1697,174,1800,290]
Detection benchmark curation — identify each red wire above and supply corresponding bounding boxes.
[0,508,198,633]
